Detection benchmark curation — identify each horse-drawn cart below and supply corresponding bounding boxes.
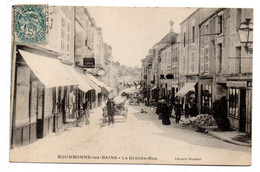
[102,97,128,123]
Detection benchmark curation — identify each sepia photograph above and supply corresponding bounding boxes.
[9,4,253,166]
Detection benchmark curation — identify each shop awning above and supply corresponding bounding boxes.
[63,65,93,92]
[151,86,158,91]
[82,75,102,93]
[19,50,78,88]
[86,74,105,87]
[175,82,197,97]
[105,86,114,92]
[86,73,114,93]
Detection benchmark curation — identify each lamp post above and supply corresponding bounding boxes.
[237,18,253,54]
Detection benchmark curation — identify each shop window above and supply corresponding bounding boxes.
[229,88,239,118]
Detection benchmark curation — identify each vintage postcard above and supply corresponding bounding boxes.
[9,5,253,165]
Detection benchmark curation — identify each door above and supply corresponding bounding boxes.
[239,89,246,132]
[36,87,44,138]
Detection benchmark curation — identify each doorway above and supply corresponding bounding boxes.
[239,89,246,132]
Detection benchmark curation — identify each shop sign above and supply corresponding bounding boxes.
[83,57,95,68]
[227,81,247,88]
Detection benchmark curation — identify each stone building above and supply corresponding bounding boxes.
[198,8,253,133]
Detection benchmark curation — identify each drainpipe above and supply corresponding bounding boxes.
[198,23,201,114]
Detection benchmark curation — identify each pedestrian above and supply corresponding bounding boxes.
[156,97,162,115]
[184,98,191,119]
[85,99,90,125]
[107,97,115,125]
[190,98,198,117]
[160,99,171,125]
[174,98,183,123]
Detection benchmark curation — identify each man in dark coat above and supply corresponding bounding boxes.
[107,98,115,125]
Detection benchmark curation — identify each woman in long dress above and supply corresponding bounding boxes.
[161,100,171,125]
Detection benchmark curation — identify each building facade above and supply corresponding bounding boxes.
[198,8,253,133]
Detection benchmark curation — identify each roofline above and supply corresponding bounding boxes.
[180,8,200,25]
[198,8,226,27]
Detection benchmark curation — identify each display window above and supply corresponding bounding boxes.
[228,88,239,118]
[201,84,212,114]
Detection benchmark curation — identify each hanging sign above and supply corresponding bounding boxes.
[166,74,174,79]
[83,57,95,68]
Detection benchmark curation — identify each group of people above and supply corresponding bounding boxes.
[156,97,182,125]
[156,95,198,125]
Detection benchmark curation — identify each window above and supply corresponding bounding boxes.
[61,18,65,28]
[217,43,222,73]
[67,23,70,32]
[229,88,239,118]
[205,24,209,41]
[236,9,242,29]
[191,52,195,73]
[204,48,209,73]
[200,48,204,72]
[218,15,223,34]
[61,41,64,50]
[192,26,195,43]
[67,34,70,42]
[61,29,64,39]
[183,32,186,47]
[235,46,242,74]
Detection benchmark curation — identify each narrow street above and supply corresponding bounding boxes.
[10,102,250,165]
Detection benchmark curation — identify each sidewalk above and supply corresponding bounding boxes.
[170,112,251,147]
[207,128,251,147]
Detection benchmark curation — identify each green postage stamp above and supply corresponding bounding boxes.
[13,5,47,45]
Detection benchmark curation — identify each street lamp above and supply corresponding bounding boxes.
[237,18,253,54]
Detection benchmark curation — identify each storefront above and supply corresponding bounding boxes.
[199,79,213,114]
[86,73,111,107]
[63,64,94,122]
[11,48,78,148]
[227,80,252,134]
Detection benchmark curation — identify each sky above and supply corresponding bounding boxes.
[88,7,197,68]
